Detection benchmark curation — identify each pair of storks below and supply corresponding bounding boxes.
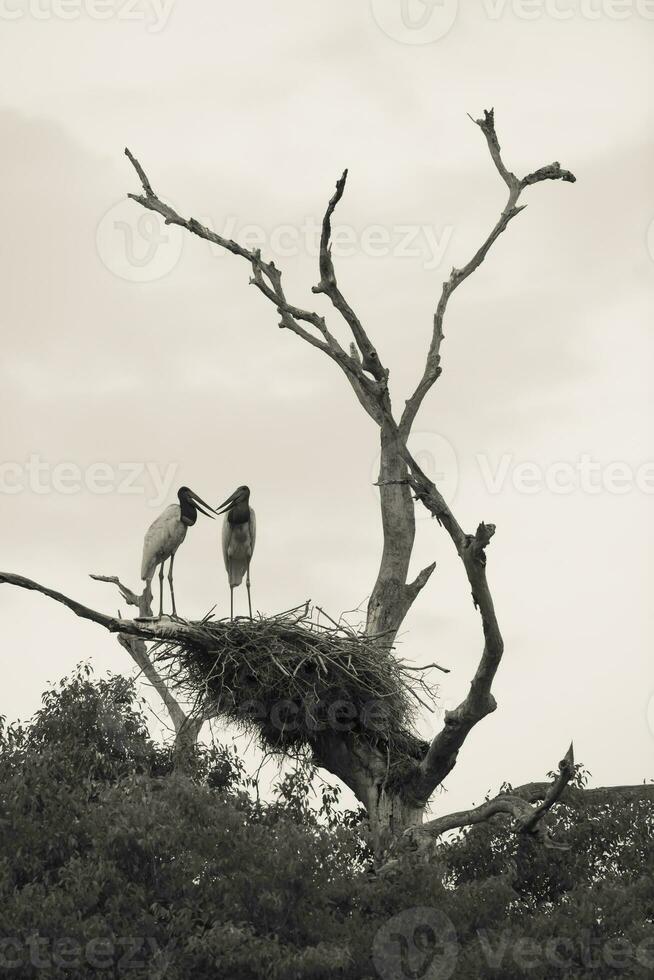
[141,486,255,620]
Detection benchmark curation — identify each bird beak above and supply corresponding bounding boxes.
[190,491,217,519]
[215,489,239,514]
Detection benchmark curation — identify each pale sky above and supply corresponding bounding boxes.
[0,1,652,814]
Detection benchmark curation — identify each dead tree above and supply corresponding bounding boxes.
[2,110,651,860]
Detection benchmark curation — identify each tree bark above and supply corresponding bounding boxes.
[368,791,425,859]
[311,731,427,859]
[366,422,417,642]
[91,574,208,769]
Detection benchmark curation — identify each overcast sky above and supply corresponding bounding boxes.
[0,1,652,814]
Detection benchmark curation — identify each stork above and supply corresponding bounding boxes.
[216,485,256,620]
[141,486,216,617]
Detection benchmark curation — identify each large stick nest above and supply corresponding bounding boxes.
[152,604,437,762]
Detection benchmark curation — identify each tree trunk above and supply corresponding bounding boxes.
[366,422,416,641]
[367,789,425,860]
[172,715,205,770]
[313,732,425,862]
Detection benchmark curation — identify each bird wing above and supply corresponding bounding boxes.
[221,515,231,573]
[141,504,184,581]
[222,510,255,587]
[248,507,256,558]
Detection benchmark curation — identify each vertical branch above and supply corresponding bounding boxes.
[366,424,434,641]
[90,574,205,759]
[401,108,575,437]
[312,170,387,383]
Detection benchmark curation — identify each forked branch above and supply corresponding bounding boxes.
[400,107,575,436]
[312,170,387,383]
[90,573,201,737]
[0,571,212,751]
[413,744,576,850]
[124,149,386,426]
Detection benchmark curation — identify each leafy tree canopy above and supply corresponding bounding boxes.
[0,669,652,979]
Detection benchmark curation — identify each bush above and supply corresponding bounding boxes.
[0,668,652,979]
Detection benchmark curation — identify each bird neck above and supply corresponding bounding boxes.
[179,499,197,526]
[228,501,249,526]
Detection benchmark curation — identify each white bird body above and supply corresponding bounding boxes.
[222,507,256,587]
[139,486,216,617]
[216,485,255,618]
[141,504,188,582]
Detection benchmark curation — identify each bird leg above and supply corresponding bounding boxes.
[168,553,177,617]
[230,585,234,622]
[158,562,165,617]
[246,563,252,621]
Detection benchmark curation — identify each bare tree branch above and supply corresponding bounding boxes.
[117,633,189,734]
[1,572,223,762]
[514,743,575,833]
[312,170,387,383]
[375,110,573,794]
[124,149,385,426]
[363,424,505,801]
[0,571,212,646]
[89,574,141,609]
[365,422,419,639]
[414,744,575,850]
[412,520,502,801]
[414,794,568,850]
[512,780,654,809]
[91,573,202,738]
[406,561,437,602]
[400,107,575,436]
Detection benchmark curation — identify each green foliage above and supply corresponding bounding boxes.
[0,669,652,979]
[438,798,654,978]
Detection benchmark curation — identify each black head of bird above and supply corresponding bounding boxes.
[216,485,250,525]
[177,486,217,527]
